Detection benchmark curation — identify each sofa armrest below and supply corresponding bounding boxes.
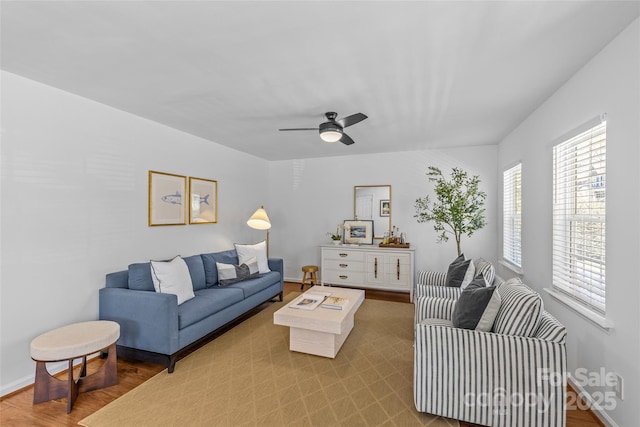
[415,296,456,323]
[415,283,462,300]
[99,288,179,355]
[416,270,447,286]
[267,258,284,287]
[414,322,567,426]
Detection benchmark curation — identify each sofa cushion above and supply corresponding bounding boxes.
[235,241,271,274]
[201,250,239,286]
[183,255,206,291]
[492,279,543,337]
[128,262,155,291]
[223,271,280,298]
[445,254,475,288]
[178,288,244,329]
[452,277,501,331]
[217,257,259,286]
[150,256,195,305]
[474,258,495,286]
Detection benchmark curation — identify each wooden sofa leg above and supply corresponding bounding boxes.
[168,356,177,374]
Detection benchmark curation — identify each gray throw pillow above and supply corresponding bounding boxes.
[445,254,476,288]
[216,257,259,286]
[451,276,501,331]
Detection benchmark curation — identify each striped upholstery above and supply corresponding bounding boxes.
[474,258,495,286]
[415,260,497,300]
[416,270,447,286]
[414,298,567,427]
[493,281,543,337]
[415,284,463,299]
[415,296,456,322]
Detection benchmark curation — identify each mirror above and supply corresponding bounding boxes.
[354,185,391,239]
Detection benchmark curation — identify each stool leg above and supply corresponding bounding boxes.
[67,359,78,414]
[33,361,68,405]
[78,342,118,394]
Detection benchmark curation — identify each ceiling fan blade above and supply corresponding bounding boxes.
[337,113,368,128]
[279,128,319,131]
[340,133,355,145]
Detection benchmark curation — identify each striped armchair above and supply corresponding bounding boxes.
[414,290,567,427]
[415,258,498,300]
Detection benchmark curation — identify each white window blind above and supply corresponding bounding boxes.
[552,121,606,314]
[503,163,522,267]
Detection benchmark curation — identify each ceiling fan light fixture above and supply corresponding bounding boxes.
[320,130,342,143]
[319,121,343,143]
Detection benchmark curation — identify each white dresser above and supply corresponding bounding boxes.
[320,245,415,299]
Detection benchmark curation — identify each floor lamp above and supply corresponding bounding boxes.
[247,206,271,257]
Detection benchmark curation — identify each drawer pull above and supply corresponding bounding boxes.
[339,253,348,257]
[374,257,378,278]
[339,263,348,268]
[339,275,348,279]
[397,259,400,280]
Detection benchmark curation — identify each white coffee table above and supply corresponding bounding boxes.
[273,287,365,358]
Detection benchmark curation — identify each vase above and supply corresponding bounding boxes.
[332,240,341,245]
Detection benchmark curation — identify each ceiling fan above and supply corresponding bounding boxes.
[279,112,368,145]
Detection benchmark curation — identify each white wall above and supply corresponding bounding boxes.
[268,146,498,282]
[0,71,271,395]
[497,19,640,427]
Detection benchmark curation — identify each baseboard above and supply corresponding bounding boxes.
[568,375,617,427]
[1,354,100,398]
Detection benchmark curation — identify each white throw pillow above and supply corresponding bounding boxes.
[235,241,271,274]
[150,256,195,305]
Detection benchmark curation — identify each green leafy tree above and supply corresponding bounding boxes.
[414,166,487,256]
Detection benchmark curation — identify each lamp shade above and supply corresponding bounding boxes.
[247,206,271,230]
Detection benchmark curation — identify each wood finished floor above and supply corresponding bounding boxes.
[1,282,603,427]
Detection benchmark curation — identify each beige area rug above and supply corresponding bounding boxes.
[80,293,458,427]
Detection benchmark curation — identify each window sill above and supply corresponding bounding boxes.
[543,288,614,331]
[499,259,523,275]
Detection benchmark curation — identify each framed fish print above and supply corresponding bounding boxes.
[189,177,218,224]
[148,170,187,226]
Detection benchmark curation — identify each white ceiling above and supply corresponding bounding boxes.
[2,1,638,161]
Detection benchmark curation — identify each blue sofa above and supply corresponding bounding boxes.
[99,249,283,372]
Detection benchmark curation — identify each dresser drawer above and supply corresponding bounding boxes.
[322,249,366,262]
[323,259,364,272]
[323,270,365,285]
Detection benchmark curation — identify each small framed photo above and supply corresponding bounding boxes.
[189,176,218,224]
[343,220,374,245]
[380,200,390,217]
[148,170,187,226]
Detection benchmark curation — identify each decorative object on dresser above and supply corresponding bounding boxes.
[148,170,187,226]
[320,245,415,299]
[188,176,217,224]
[354,184,391,239]
[326,224,343,244]
[414,166,487,256]
[343,219,374,245]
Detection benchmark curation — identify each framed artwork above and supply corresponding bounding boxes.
[189,176,218,224]
[343,220,374,245]
[380,200,390,217]
[148,170,187,226]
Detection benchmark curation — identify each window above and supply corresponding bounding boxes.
[552,121,606,315]
[503,163,522,269]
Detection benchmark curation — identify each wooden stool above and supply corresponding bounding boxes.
[301,265,319,290]
[30,320,120,413]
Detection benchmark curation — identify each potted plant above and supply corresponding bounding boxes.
[327,226,342,245]
[414,166,487,256]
